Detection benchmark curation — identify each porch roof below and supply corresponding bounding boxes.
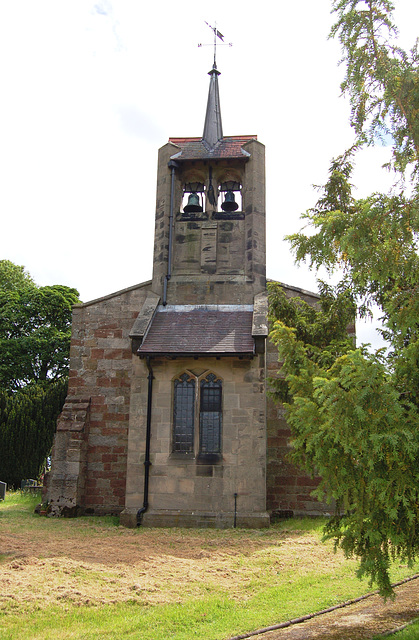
[138,306,255,356]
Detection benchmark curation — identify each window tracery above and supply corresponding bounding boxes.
[172,370,222,457]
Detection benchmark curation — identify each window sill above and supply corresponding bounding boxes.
[168,452,222,465]
[196,453,222,465]
[169,452,195,462]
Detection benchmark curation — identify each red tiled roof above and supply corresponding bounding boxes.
[138,309,254,356]
[169,136,257,161]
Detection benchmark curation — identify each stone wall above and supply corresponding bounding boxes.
[152,140,266,307]
[121,354,269,528]
[47,276,350,522]
[47,282,152,515]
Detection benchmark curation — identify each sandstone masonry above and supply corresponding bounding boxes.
[46,63,336,526]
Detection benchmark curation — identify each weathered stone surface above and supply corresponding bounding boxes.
[47,124,338,527]
[201,222,217,273]
[129,291,160,353]
[252,290,268,336]
[141,510,269,529]
[46,283,152,515]
[56,397,90,432]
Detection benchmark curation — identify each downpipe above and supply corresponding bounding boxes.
[163,160,178,306]
[137,356,154,526]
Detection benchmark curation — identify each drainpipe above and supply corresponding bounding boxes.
[137,356,154,526]
[163,160,178,306]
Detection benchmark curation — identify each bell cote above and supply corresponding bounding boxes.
[151,65,266,306]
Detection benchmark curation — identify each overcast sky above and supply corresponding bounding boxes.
[1,1,417,347]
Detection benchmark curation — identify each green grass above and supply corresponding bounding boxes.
[0,489,42,509]
[1,491,419,640]
[0,584,368,640]
[0,490,120,530]
[373,620,419,639]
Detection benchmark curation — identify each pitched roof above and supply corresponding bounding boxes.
[169,136,256,161]
[138,307,254,356]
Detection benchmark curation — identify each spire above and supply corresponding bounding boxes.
[202,63,223,150]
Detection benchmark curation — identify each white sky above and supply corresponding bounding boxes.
[0,0,417,348]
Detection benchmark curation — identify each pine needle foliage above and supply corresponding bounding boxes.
[270,0,419,597]
[330,0,419,173]
[0,379,68,487]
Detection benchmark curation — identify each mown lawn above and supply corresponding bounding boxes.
[1,491,418,640]
[374,620,419,639]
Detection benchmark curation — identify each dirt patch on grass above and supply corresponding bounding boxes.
[0,521,340,611]
[2,513,419,639]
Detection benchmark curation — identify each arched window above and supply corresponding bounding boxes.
[200,373,222,454]
[172,371,222,457]
[173,373,195,453]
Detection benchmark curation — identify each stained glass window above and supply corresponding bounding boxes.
[173,371,222,456]
[173,373,195,452]
[200,373,222,454]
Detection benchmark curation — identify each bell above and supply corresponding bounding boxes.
[221,190,239,212]
[183,193,203,213]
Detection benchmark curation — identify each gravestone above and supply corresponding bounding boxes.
[0,481,6,501]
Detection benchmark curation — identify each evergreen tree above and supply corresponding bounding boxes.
[0,261,80,487]
[270,0,419,597]
[0,380,68,487]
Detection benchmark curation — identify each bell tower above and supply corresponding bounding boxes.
[150,62,266,307]
[46,25,329,529]
[124,47,269,529]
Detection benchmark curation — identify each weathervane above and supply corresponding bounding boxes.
[198,21,232,67]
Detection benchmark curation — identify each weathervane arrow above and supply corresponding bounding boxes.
[198,21,232,67]
[205,21,224,41]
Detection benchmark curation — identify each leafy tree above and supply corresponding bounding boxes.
[0,261,80,486]
[270,0,419,597]
[0,261,80,390]
[0,259,35,292]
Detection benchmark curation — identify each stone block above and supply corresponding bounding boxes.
[178,478,194,494]
[120,509,138,527]
[89,435,119,448]
[223,394,239,409]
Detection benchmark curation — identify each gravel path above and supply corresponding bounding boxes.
[247,578,419,640]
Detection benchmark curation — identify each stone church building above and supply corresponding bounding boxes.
[46,61,327,527]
